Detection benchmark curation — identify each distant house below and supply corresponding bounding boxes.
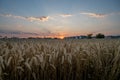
[64,35,87,39]
[106,36,120,39]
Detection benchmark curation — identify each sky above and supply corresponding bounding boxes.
[0,0,120,38]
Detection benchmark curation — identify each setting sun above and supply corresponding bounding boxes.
[59,36,64,39]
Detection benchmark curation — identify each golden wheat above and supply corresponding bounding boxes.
[0,39,120,80]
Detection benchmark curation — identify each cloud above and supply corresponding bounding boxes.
[0,30,39,35]
[0,30,41,38]
[109,12,120,15]
[27,16,49,22]
[80,12,106,18]
[0,14,26,20]
[0,14,49,22]
[60,14,72,18]
[0,30,64,38]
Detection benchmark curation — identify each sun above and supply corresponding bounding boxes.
[59,36,64,39]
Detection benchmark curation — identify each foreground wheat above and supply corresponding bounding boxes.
[0,39,120,80]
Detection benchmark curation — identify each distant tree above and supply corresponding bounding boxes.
[11,37,19,39]
[87,34,93,39]
[28,37,34,39]
[4,36,8,39]
[96,33,105,38]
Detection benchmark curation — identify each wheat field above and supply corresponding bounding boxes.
[0,39,120,80]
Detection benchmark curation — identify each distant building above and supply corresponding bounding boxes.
[64,35,87,39]
[106,36,120,39]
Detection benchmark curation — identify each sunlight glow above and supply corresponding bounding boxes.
[59,36,64,39]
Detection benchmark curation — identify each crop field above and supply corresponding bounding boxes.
[0,39,120,80]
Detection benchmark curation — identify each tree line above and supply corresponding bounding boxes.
[87,33,105,39]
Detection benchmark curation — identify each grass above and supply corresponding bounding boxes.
[0,39,120,80]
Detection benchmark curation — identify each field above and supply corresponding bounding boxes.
[0,39,120,80]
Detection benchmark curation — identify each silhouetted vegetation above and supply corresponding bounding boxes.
[87,34,93,39]
[96,33,105,38]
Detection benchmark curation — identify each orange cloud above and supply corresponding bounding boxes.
[81,12,106,18]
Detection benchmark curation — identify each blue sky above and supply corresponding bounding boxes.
[0,0,120,38]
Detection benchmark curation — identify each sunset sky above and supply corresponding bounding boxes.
[0,0,120,38]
